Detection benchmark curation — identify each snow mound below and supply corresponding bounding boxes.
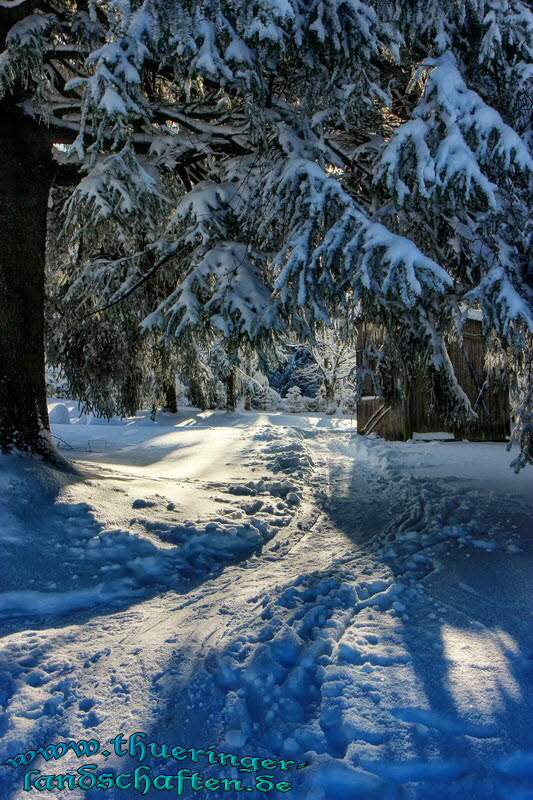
[48,403,71,424]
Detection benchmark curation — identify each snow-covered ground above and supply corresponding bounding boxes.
[0,403,531,800]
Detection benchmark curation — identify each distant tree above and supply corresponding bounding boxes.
[272,325,359,413]
[285,385,305,414]
[268,347,321,399]
[249,371,282,412]
[308,322,359,412]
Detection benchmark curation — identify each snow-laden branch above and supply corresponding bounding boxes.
[377,51,533,208]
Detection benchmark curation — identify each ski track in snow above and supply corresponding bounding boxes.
[0,409,532,800]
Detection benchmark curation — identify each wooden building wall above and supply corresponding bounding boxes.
[357,399,407,440]
[357,319,510,442]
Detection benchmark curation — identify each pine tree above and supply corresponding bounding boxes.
[285,385,305,414]
[1,0,532,469]
[371,0,533,462]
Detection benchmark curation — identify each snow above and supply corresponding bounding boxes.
[145,242,274,339]
[5,13,51,47]
[412,431,455,441]
[378,50,533,208]
[48,403,71,425]
[0,403,531,799]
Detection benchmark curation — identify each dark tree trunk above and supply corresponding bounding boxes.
[163,379,178,414]
[0,104,57,460]
[189,379,208,411]
[226,369,237,411]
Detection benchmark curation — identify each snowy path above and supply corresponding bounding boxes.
[0,410,532,799]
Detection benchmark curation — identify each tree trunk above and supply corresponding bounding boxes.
[0,105,57,460]
[163,379,178,414]
[226,369,237,411]
[323,378,336,412]
[189,379,208,411]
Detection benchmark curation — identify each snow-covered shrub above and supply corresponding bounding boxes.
[251,386,282,412]
[284,386,306,414]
